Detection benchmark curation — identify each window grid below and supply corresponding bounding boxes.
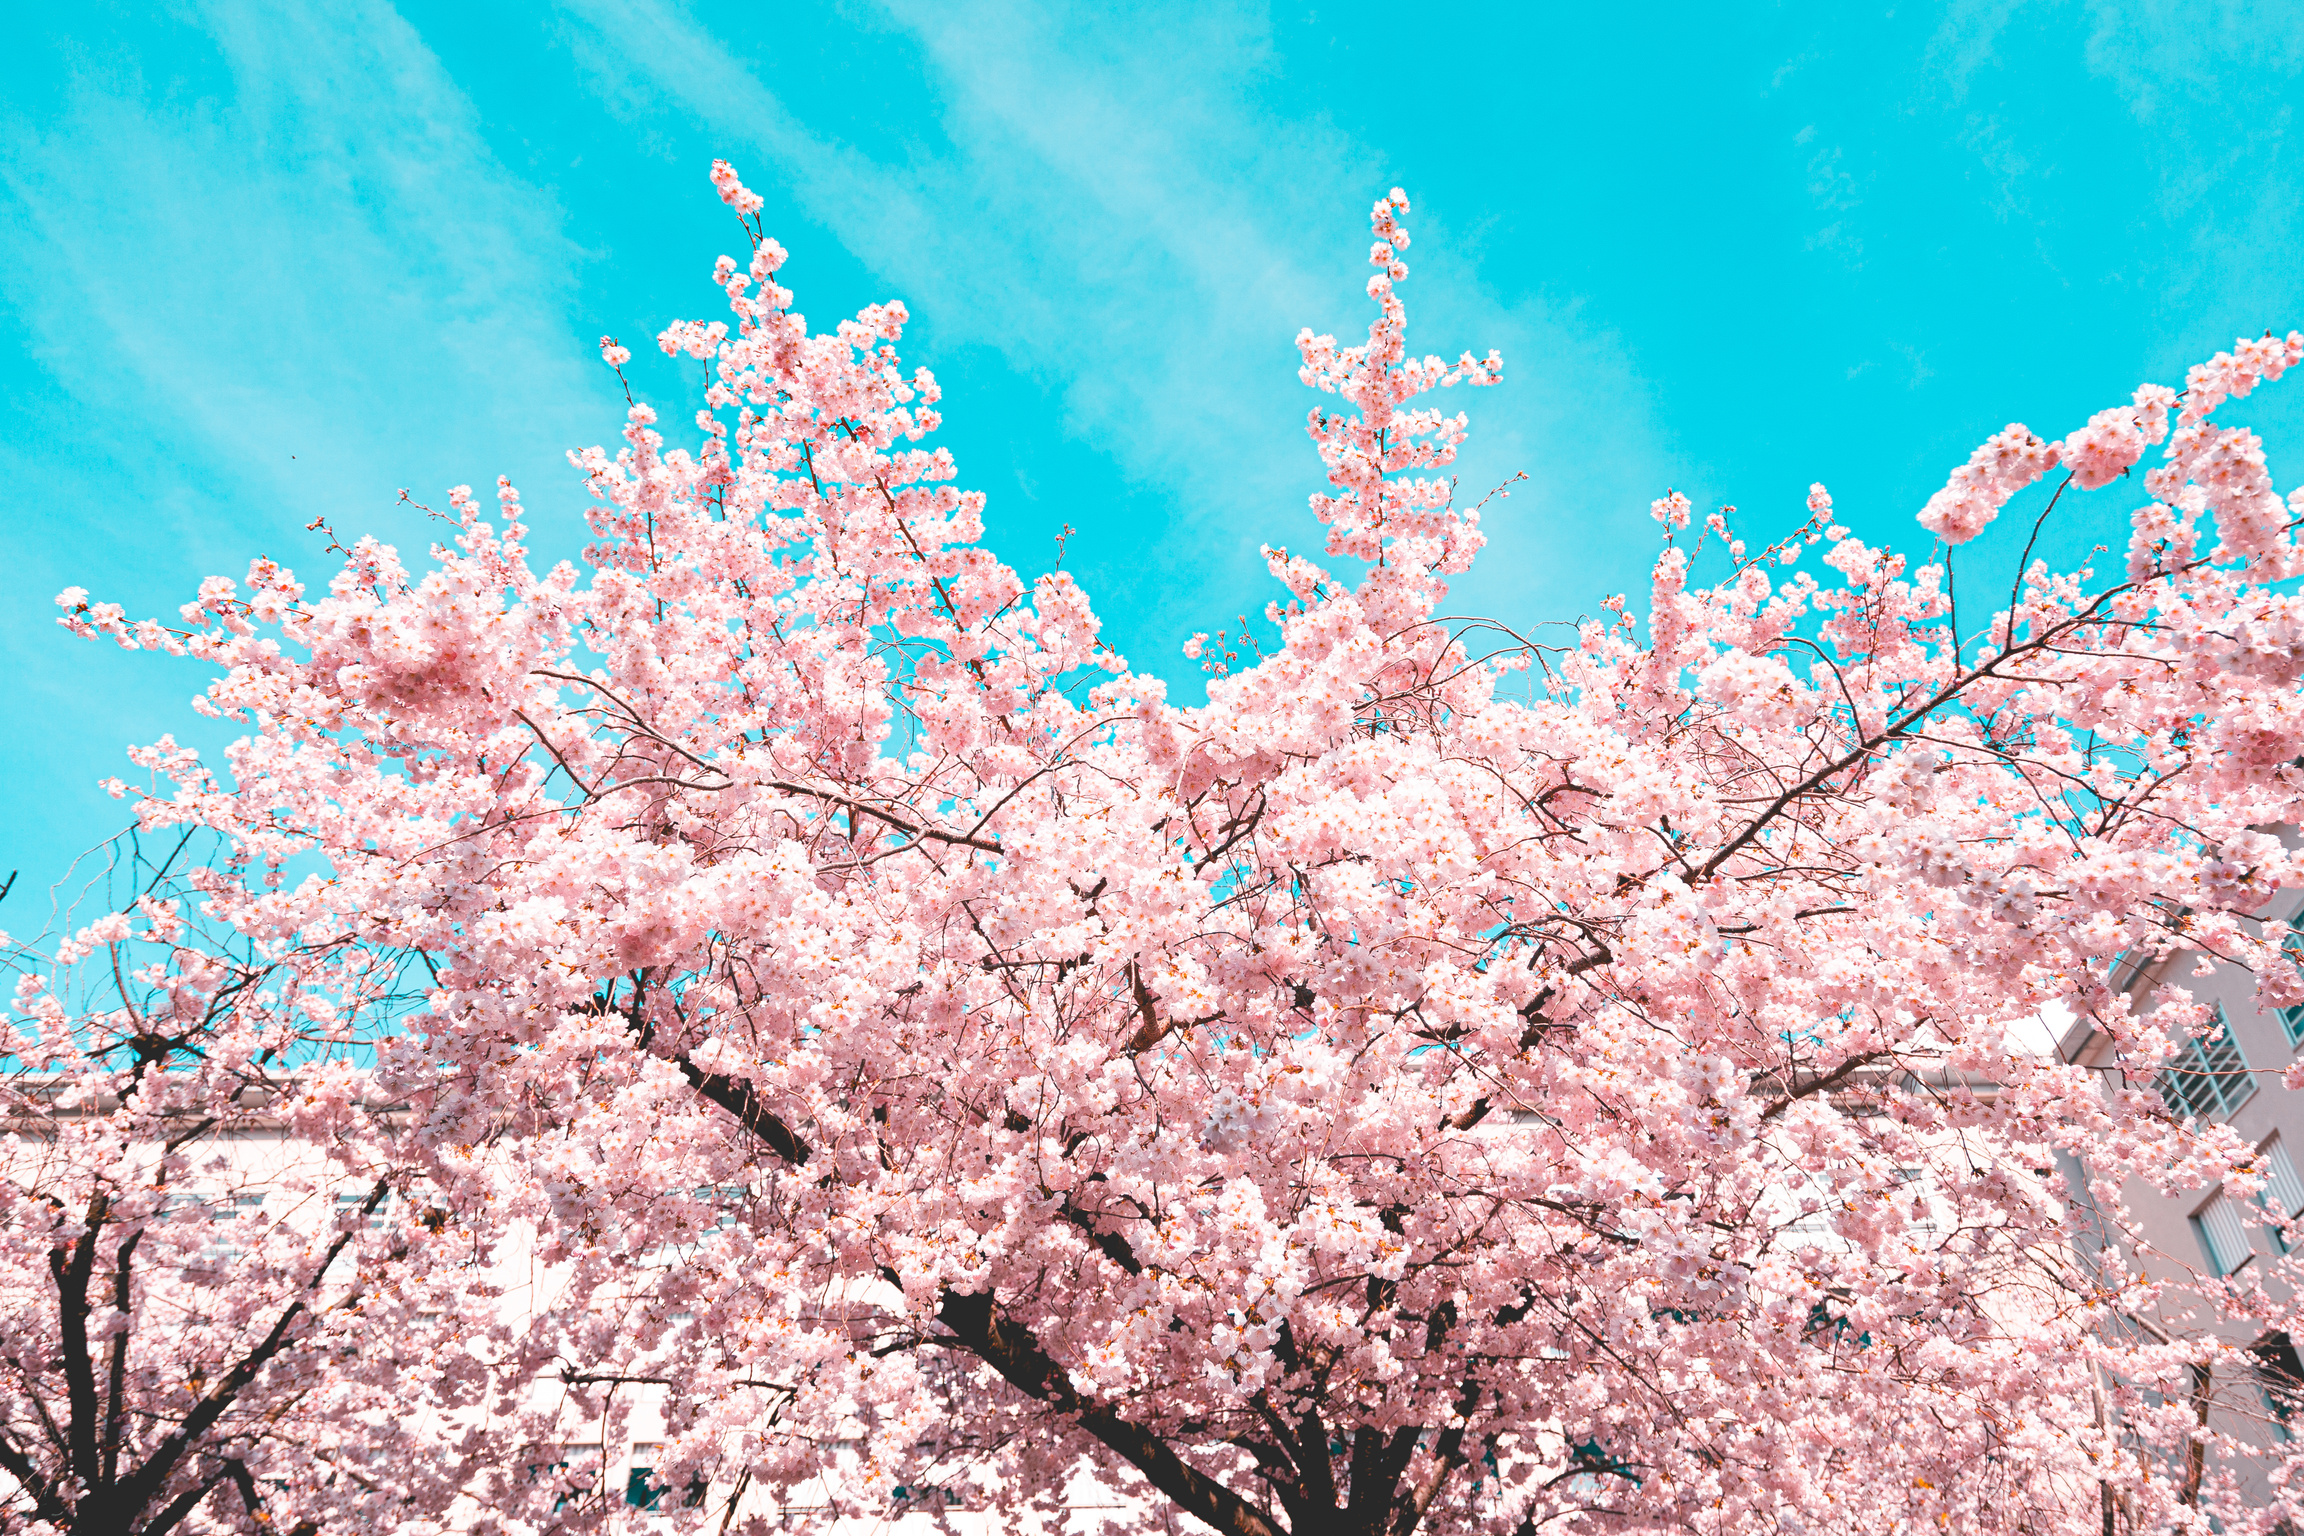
[2255,1139,2304,1256]
[197,1191,269,1265]
[537,1445,601,1513]
[626,1451,661,1511]
[2158,1006,2255,1121]
[622,1447,704,1511]
[2257,1335,2304,1444]
[2266,1140,2304,1219]
[2196,1191,2255,1276]
[335,1189,393,1229]
[2284,929,2304,1047]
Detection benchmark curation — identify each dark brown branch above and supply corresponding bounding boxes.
[225,1457,265,1524]
[1122,961,1221,1054]
[936,1290,1283,1536]
[691,1050,1257,1536]
[766,779,1003,855]
[2181,1361,2212,1506]
[0,1428,67,1524]
[102,1220,143,1486]
[110,1181,389,1523]
[1757,1050,1894,1121]
[1389,1385,1481,1536]
[1442,1099,1492,1132]
[513,707,599,799]
[1055,1197,1146,1277]
[669,1052,813,1166]
[561,1370,796,1393]
[50,1190,108,1493]
[1564,944,1611,977]
[1694,583,2132,887]
[138,1467,229,1536]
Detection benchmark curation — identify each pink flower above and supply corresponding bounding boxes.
[1916,424,2059,544]
[46,157,2304,1536]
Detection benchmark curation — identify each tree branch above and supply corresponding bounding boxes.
[0,1427,68,1524]
[102,1220,143,1487]
[111,1181,389,1521]
[937,1290,1284,1536]
[670,1052,813,1166]
[49,1189,109,1493]
[766,779,1003,855]
[1756,1050,1894,1121]
[686,1043,1263,1535]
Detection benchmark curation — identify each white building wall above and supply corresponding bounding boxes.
[2056,893,2304,1513]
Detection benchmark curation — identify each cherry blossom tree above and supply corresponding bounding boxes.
[0,838,517,1534]
[45,159,2304,1533]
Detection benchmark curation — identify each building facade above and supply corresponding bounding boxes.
[2057,911,2304,1519]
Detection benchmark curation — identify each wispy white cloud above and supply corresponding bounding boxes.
[2079,0,2304,341]
[1924,0,2023,100]
[2081,0,2304,138]
[3,0,606,566]
[1924,0,2303,351]
[554,0,1673,637]
[0,0,611,887]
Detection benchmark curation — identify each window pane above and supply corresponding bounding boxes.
[544,1446,600,1513]
[2286,932,2304,1046]
[2267,1141,2304,1220]
[2161,1040,2222,1119]
[2257,1334,2304,1440]
[2201,1007,2255,1113]
[2198,1193,2254,1275]
[627,1446,662,1509]
[2159,1011,2255,1120]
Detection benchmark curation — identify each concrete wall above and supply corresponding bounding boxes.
[2058,892,2304,1511]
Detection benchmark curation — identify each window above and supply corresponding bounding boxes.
[197,1191,269,1264]
[2284,929,2304,1047]
[2158,1006,2255,1120]
[2266,1140,2304,1219]
[621,1449,704,1512]
[1560,1438,1641,1493]
[335,1189,393,1230]
[2194,1191,2255,1276]
[624,1447,704,1510]
[1802,1300,1872,1350]
[2258,1139,2304,1254]
[2256,1334,2304,1442]
[890,1483,966,1512]
[533,1445,600,1513]
[625,1456,662,1511]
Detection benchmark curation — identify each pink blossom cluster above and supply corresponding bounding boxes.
[2056,382,2176,489]
[708,157,764,218]
[0,850,526,1535]
[1293,190,1503,638]
[1915,422,2060,544]
[33,161,2304,1535]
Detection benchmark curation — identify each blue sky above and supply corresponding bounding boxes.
[5,0,2302,921]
